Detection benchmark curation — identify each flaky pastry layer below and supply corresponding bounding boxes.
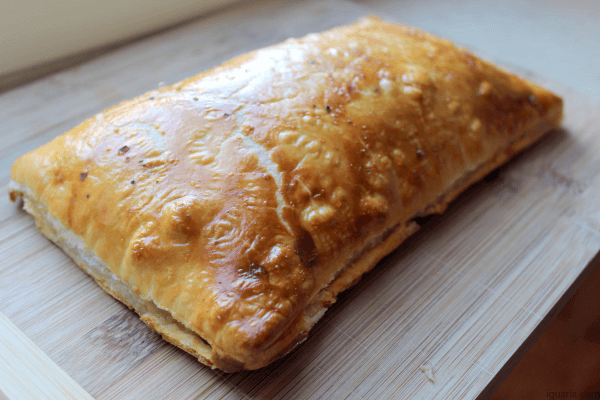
[9,16,562,371]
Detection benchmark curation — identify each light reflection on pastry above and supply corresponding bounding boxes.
[9,16,562,371]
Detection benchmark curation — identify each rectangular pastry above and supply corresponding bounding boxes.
[9,16,562,371]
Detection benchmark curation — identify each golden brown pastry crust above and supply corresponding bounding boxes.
[9,16,562,371]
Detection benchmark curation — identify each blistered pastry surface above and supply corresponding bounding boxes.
[10,17,562,368]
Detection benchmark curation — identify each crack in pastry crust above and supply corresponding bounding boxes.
[9,16,562,371]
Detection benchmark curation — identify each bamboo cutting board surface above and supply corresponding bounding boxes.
[1,1,600,398]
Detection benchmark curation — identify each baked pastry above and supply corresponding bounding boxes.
[8,16,563,371]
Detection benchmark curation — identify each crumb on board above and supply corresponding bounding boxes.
[420,362,435,383]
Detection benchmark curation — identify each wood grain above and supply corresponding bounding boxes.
[1,0,599,399]
[0,312,93,400]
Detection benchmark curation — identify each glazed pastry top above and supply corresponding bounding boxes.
[10,16,562,369]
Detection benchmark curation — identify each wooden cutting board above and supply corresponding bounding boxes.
[1,0,599,398]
